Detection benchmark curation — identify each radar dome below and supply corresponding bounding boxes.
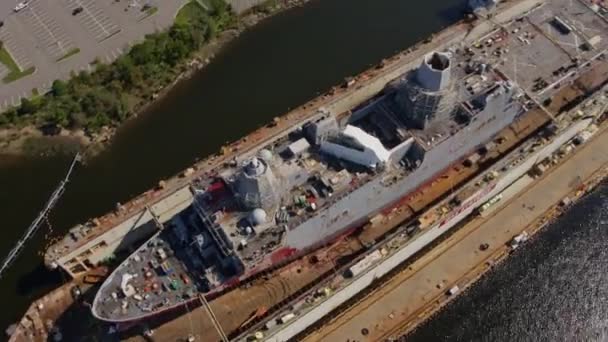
[258,149,273,162]
[249,208,268,226]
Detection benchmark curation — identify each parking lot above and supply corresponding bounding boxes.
[16,0,77,60]
[64,0,120,42]
[0,27,33,69]
[0,0,188,110]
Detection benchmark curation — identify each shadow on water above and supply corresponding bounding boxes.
[15,263,63,297]
[437,2,470,22]
[0,0,467,334]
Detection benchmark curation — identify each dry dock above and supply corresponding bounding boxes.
[10,0,592,340]
[303,123,608,342]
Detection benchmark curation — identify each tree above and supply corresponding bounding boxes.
[18,98,38,115]
[51,80,68,97]
[0,112,8,125]
[114,57,136,88]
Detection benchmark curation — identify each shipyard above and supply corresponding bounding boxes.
[6,0,608,340]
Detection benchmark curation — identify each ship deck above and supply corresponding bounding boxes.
[120,96,552,342]
[93,208,211,320]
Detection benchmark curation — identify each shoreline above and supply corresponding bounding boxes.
[0,0,312,159]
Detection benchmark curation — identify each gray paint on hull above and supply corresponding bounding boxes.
[285,103,522,250]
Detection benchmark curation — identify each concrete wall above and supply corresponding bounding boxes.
[56,186,194,276]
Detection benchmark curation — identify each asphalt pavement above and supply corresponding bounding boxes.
[0,0,188,110]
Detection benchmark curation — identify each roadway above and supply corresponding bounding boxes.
[303,124,608,342]
[0,0,188,109]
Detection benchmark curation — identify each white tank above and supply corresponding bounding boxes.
[249,208,268,226]
[258,149,273,163]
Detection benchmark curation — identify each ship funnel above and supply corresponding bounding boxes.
[417,52,452,91]
[394,50,457,129]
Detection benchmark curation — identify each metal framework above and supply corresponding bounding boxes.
[0,153,81,278]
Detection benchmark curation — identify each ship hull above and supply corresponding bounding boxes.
[98,144,486,325]
[259,119,595,342]
[104,115,592,326]
[93,106,521,324]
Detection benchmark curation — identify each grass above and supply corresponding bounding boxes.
[0,45,20,74]
[2,66,35,84]
[176,1,208,26]
[145,6,158,16]
[0,45,37,83]
[56,47,81,62]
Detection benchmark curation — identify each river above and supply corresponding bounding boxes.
[0,0,465,333]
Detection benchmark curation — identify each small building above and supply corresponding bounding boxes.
[320,125,390,168]
[287,138,311,157]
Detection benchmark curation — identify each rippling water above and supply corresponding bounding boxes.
[408,182,608,341]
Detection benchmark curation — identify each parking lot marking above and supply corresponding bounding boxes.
[29,8,64,53]
[0,28,33,70]
[18,1,76,60]
[76,0,109,36]
[66,0,120,42]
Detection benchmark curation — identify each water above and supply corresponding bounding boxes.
[408,183,608,342]
[0,0,465,332]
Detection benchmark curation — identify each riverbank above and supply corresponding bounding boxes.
[0,0,313,158]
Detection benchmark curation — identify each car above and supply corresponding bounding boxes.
[0,21,4,28]
[14,2,28,12]
[72,6,83,15]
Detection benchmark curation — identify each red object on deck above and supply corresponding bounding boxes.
[271,247,298,264]
[208,181,225,193]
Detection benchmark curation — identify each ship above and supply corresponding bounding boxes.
[90,0,608,322]
[91,47,528,322]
